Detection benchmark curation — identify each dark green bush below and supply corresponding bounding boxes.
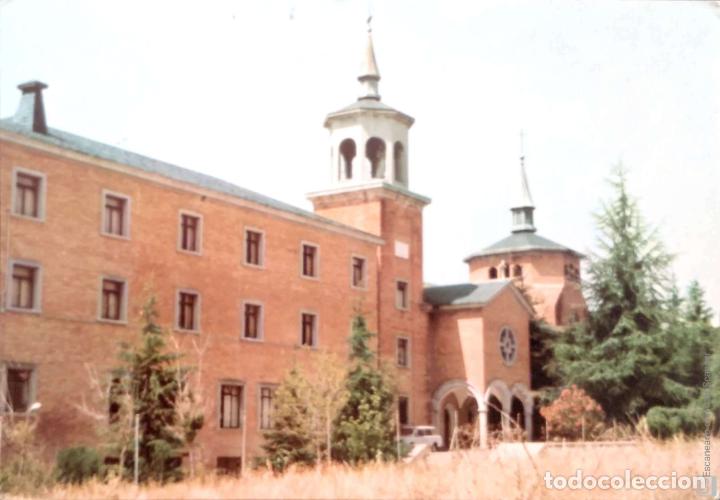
[55,446,103,484]
[646,406,706,438]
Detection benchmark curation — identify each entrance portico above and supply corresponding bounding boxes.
[432,379,534,449]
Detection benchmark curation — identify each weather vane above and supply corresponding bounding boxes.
[367,15,373,33]
[520,129,526,166]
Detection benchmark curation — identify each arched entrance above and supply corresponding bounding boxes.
[510,396,525,431]
[432,380,483,450]
[487,394,502,433]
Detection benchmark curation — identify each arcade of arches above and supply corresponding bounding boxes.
[431,379,533,449]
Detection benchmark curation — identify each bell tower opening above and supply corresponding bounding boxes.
[339,139,356,180]
[366,137,386,179]
[394,141,406,184]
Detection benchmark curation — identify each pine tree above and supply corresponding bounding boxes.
[552,167,690,422]
[261,367,317,471]
[333,315,396,463]
[110,296,203,482]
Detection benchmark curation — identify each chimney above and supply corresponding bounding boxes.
[13,81,48,134]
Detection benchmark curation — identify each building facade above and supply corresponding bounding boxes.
[0,33,584,468]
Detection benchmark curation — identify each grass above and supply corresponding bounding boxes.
[18,438,715,499]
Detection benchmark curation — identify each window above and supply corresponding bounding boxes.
[301,243,318,278]
[216,456,242,475]
[219,383,243,429]
[1,364,35,413]
[300,312,317,347]
[13,169,44,219]
[244,229,264,267]
[177,290,200,331]
[9,261,40,311]
[179,212,202,253]
[351,256,366,288]
[100,278,126,322]
[102,191,130,237]
[398,396,409,426]
[396,280,409,310]
[502,264,510,278]
[242,302,263,340]
[512,264,523,278]
[397,337,410,367]
[499,327,517,366]
[259,386,275,430]
[488,267,498,279]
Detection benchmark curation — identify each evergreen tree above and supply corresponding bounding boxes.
[552,167,690,422]
[110,297,203,482]
[333,315,396,463]
[668,281,718,389]
[261,367,316,471]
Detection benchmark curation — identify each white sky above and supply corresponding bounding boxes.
[1,0,718,319]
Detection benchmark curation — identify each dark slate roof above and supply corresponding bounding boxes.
[464,231,584,261]
[326,98,414,124]
[423,280,510,307]
[0,118,381,240]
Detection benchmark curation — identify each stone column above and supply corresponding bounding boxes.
[524,399,534,440]
[478,408,488,449]
[385,140,395,183]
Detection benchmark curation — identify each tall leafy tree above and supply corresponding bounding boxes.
[552,167,690,422]
[333,315,396,463]
[110,297,203,482]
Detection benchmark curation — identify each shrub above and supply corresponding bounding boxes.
[646,406,707,439]
[540,385,605,440]
[55,446,103,484]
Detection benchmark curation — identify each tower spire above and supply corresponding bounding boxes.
[358,18,381,101]
[511,130,536,233]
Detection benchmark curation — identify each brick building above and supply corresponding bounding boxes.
[0,31,584,468]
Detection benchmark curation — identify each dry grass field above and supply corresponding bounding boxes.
[28,438,713,499]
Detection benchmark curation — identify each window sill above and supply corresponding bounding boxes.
[174,328,201,335]
[11,213,45,223]
[243,262,265,270]
[240,336,264,343]
[351,284,368,291]
[97,318,128,326]
[177,248,203,257]
[300,274,320,282]
[100,231,131,241]
[6,306,41,315]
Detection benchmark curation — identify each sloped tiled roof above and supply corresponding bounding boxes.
[0,118,382,240]
[464,231,583,261]
[423,280,510,307]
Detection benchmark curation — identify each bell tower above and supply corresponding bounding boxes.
[308,24,431,426]
[324,25,414,188]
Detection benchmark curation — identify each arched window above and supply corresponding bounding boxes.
[394,141,406,184]
[488,267,498,279]
[366,137,386,178]
[339,139,356,180]
[512,264,522,277]
[502,264,510,278]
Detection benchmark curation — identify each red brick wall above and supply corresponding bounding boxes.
[467,251,586,326]
[0,137,381,463]
[312,187,431,425]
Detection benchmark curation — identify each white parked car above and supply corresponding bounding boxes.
[400,425,443,450]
